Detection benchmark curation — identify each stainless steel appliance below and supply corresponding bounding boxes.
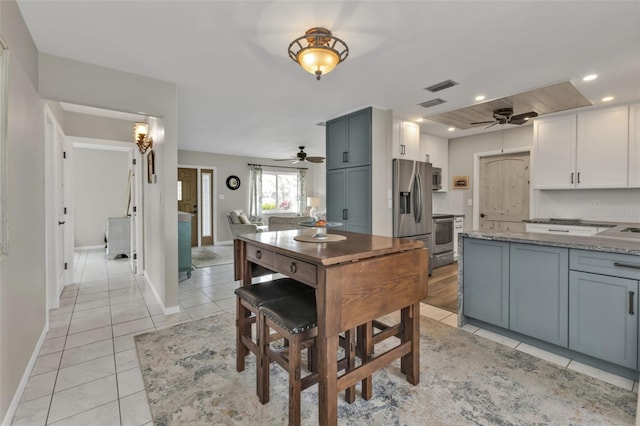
[432,214,455,268]
[432,167,442,191]
[392,159,433,274]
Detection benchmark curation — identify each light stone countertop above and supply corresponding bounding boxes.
[459,230,640,256]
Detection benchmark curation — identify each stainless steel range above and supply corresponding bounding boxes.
[432,214,455,268]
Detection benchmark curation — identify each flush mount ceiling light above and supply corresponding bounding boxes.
[583,74,598,82]
[288,27,349,80]
[133,122,153,154]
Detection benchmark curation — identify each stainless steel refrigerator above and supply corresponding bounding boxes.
[392,159,433,275]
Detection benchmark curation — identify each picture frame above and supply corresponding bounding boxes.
[147,149,155,184]
[452,175,469,189]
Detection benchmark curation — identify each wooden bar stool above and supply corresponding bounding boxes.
[234,277,312,372]
[257,291,318,426]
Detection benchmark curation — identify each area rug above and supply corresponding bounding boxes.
[191,246,233,268]
[135,312,636,425]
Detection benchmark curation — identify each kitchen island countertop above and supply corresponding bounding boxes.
[459,230,640,256]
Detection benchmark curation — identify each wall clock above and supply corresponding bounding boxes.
[226,175,241,190]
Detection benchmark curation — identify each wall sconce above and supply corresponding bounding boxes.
[134,122,153,154]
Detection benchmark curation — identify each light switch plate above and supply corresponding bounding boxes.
[467,198,473,206]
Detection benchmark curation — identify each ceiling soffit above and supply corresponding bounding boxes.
[426,81,593,130]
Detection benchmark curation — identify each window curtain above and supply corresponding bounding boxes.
[297,168,307,215]
[249,165,262,221]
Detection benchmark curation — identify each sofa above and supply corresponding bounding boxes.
[227,209,266,237]
[267,215,314,231]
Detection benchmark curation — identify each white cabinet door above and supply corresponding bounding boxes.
[533,114,576,189]
[392,120,420,160]
[629,103,640,188]
[576,106,629,188]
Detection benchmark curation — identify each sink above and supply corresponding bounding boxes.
[621,227,640,233]
[596,225,640,241]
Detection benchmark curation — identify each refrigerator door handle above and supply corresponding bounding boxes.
[412,174,420,223]
[416,173,423,224]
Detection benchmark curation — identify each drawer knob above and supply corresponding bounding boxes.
[289,262,297,274]
[255,250,262,260]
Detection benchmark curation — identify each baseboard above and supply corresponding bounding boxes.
[75,245,104,250]
[1,322,49,426]
[142,271,180,316]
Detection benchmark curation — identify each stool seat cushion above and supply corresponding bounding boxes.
[259,291,317,334]
[234,278,310,308]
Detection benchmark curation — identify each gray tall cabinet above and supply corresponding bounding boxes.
[326,107,372,233]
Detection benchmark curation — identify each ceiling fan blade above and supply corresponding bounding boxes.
[484,122,499,129]
[274,157,296,161]
[509,111,539,125]
[470,120,496,125]
[305,156,325,163]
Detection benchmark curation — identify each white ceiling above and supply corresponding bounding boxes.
[17,1,640,160]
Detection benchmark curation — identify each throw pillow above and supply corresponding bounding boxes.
[238,213,250,224]
[229,210,241,224]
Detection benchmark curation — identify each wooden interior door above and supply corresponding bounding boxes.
[201,169,214,246]
[479,152,530,232]
[178,168,198,246]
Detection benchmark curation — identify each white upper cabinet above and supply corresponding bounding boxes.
[533,104,630,190]
[533,114,576,189]
[576,105,628,188]
[629,103,640,188]
[392,120,420,161]
[421,133,449,191]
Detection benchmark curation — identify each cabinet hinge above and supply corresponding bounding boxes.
[64,262,68,270]
[133,206,137,213]
[133,253,137,260]
[132,158,137,165]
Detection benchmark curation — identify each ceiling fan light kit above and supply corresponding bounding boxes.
[288,27,349,80]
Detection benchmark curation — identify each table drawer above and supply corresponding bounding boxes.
[274,253,317,287]
[570,249,640,280]
[246,245,274,267]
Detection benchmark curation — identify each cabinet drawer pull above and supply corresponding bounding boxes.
[577,172,581,184]
[614,262,640,270]
[255,250,262,260]
[548,229,570,233]
[289,262,297,274]
[630,291,635,315]
[570,172,574,184]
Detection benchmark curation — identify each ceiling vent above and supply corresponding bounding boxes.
[425,80,458,93]
[419,98,447,109]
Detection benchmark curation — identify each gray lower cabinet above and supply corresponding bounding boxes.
[326,166,371,233]
[569,270,638,369]
[462,238,509,328]
[509,243,568,347]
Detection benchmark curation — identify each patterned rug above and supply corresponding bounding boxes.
[191,246,233,268]
[135,312,636,425]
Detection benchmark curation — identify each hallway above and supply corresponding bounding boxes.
[11,249,237,425]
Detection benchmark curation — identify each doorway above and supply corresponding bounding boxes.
[178,167,198,246]
[474,150,531,231]
[200,169,214,245]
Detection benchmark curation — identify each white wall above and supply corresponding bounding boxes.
[64,110,133,141]
[0,1,46,421]
[448,125,640,229]
[178,150,323,242]
[39,53,180,310]
[73,148,130,247]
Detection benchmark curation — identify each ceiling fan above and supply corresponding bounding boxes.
[470,107,539,129]
[275,146,325,164]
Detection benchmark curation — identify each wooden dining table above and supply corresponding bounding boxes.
[234,229,428,426]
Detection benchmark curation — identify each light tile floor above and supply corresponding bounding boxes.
[420,304,640,392]
[11,249,638,424]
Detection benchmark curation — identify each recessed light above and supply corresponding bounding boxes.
[475,95,485,101]
[601,96,614,102]
[416,118,424,123]
[582,74,598,82]
[448,127,455,132]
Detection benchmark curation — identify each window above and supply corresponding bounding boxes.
[261,171,299,213]
[201,171,212,237]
